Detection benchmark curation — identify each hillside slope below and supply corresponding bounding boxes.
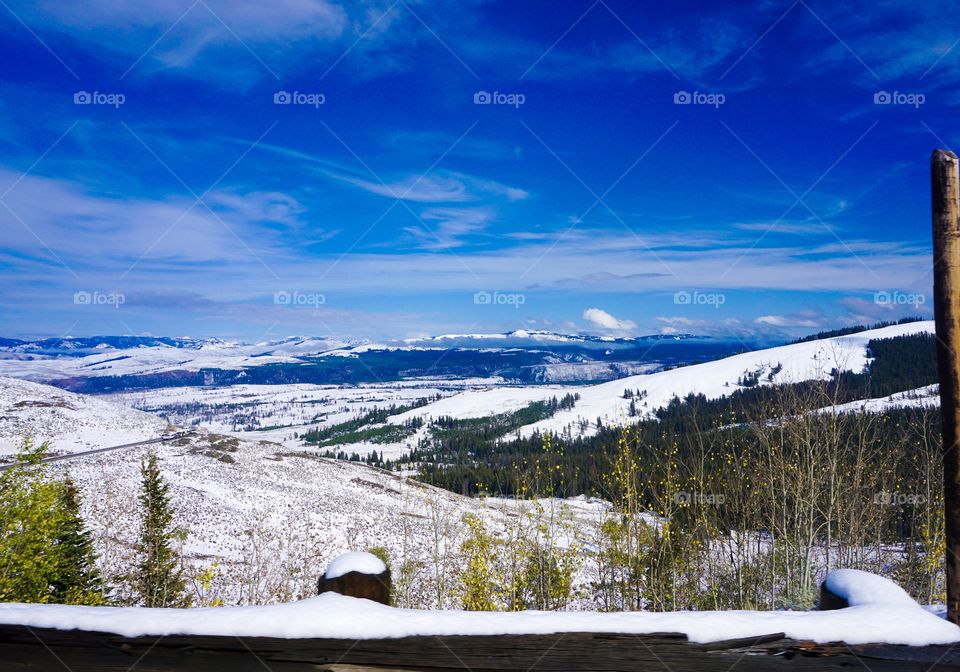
[0,376,604,606]
[0,376,167,456]
[391,321,935,437]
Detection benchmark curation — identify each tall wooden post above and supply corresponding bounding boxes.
[932,148,960,624]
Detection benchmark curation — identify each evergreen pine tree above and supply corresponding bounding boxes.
[52,476,106,605]
[133,451,189,607]
[0,438,63,603]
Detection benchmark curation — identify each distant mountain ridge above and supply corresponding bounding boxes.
[0,329,745,392]
[404,329,697,345]
[0,330,696,355]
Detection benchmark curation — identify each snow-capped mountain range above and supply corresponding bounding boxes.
[0,330,741,390]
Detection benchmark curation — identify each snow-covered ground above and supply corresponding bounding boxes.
[56,436,486,601]
[0,375,608,606]
[0,568,955,646]
[391,321,936,438]
[13,321,929,464]
[390,385,571,424]
[104,379,503,454]
[0,339,340,380]
[537,361,660,382]
[324,551,387,579]
[0,325,945,614]
[821,384,940,415]
[0,376,167,456]
[48,428,606,606]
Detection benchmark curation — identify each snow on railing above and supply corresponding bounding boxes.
[0,557,958,671]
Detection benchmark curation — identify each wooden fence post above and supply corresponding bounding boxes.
[317,553,392,605]
[932,148,960,625]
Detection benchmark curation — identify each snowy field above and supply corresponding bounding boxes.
[0,337,349,380]
[821,383,940,415]
[104,378,511,454]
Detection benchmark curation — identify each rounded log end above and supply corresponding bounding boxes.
[818,580,850,610]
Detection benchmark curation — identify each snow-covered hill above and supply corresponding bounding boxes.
[820,384,939,415]
[391,321,936,438]
[0,376,606,607]
[0,376,167,456]
[0,337,349,381]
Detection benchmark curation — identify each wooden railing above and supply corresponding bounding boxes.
[2,623,959,671]
[1,561,958,671]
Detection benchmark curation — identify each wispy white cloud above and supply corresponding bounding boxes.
[0,166,929,294]
[0,168,309,269]
[734,221,822,236]
[16,0,493,85]
[36,0,348,40]
[405,206,494,249]
[755,314,820,328]
[251,141,529,205]
[325,171,473,202]
[796,0,960,96]
[322,169,528,204]
[26,0,349,77]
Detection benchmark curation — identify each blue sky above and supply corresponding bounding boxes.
[0,0,955,342]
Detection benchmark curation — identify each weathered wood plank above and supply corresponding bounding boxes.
[1,625,959,671]
[933,147,960,624]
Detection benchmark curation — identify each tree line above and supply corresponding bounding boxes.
[413,332,938,497]
[0,440,189,607]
